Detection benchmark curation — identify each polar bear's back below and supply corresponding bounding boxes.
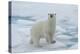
[31,20,48,36]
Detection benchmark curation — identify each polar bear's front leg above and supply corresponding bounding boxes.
[46,35,53,44]
[46,32,56,44]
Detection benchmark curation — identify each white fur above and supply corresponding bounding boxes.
[30,13,56,47]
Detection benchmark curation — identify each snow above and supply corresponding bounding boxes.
[11,17,78,53]
[11,2,78,53]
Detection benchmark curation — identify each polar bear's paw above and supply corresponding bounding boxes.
[51,40,56,44]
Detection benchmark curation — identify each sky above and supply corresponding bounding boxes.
[11,1,78,25]
[12,1,78,17]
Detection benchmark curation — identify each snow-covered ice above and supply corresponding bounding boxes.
[11,16,78,53]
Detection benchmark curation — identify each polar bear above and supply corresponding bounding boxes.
[30,13,56,47]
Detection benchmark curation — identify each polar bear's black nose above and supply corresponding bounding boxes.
[50,15,53,18]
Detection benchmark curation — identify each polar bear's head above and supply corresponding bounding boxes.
[48,13,56,21]
[48,13,56,18]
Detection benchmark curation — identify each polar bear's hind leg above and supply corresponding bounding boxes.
[32,35,41,47]
[30,38,33,44]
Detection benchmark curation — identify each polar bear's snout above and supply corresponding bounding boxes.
[50,14,53,18]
